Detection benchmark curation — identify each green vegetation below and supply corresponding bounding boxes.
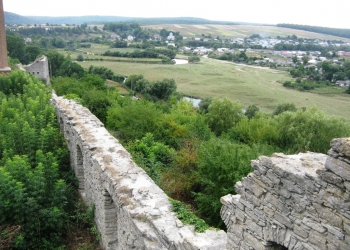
[76,58,350,120]
[52,66,350,230]
[0,71,99,249]
[169,198,210,233]
[5,21,350,234]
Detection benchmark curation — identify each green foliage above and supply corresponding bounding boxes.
[232,116,279,146]
[244,104,260,119]
[169,198,210,233]
[88,65,122,81]
[272,103,297,116]
[195,138,275,227]
[77,54,84,61]
[274,107,350,153]
[346,85,350,94]
[283,80,330,91]
[45,50,67,77]
[206,98,243,136]
[147,78,177,100]
[59,60,86,78]
[198,97,212,114]
[0,71,73,249]
[127,133,175,183]
[188,56,200,63]
[0,70,31,95]
[107,100,163,141]
[125,75,177,100]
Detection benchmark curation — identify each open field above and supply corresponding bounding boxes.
[77,57,350,120]
[143,24,350,42]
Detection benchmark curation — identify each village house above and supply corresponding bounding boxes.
[334,80,350,87]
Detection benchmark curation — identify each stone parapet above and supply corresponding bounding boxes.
[221,138,350,250]
[51,93,226,250]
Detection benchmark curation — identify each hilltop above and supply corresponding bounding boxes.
[4,11,251,26]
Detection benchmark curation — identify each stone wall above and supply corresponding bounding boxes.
[221,138,350,250]
[51,93,226,250]
[25,55,50,84]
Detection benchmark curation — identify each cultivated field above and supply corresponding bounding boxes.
[144,24,350,42]
[77,56,350,120]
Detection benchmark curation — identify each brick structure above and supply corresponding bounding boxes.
[0,0,10,74]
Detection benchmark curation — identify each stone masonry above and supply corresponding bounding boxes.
[25,55,50,84]
[51,93,227,250]
[221,138,350,250]
[0,0,11,74]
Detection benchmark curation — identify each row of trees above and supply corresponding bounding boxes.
[103,47,177,59]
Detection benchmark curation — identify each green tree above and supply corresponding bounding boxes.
[77,54,84,61]
[45,50,67,77]
[24,46,42,63]
[6,34,26,63]
[272,103,297,116]
[206,98,243,136]
[58,61,85,78]
[188,56,200,63]
[244,104,259,119]
[194,138,274,227]
[107,100,163,141]
[146,78,177,100]
[275,107,350,153]
[198,97,213,114]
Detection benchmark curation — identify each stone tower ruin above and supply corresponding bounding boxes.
[0,0,10,74]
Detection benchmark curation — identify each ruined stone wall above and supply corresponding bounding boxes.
[221,138,350,250]
[51,93,226,250]
[25,55,50,84]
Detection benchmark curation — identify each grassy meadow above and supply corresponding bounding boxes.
[76,55,350,120]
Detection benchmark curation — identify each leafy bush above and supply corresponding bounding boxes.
[274,107,350,153]
[107,100,163,141]
[206,98,243,136]
[194,138,275,228]
[127,133,175,183]
[0,71,73,249]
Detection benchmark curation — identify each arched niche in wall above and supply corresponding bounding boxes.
[103,189,118,249]
[76,144,85,194]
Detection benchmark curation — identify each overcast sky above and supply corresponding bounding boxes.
[3,0,350,29]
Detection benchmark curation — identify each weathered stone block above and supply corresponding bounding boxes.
[330,138,350,157]
[325,156,350,181]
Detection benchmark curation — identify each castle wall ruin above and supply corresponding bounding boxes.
[221,138,350,250]
[51,93,350,250]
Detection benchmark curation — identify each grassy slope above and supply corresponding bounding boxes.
[76,54,350,120]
